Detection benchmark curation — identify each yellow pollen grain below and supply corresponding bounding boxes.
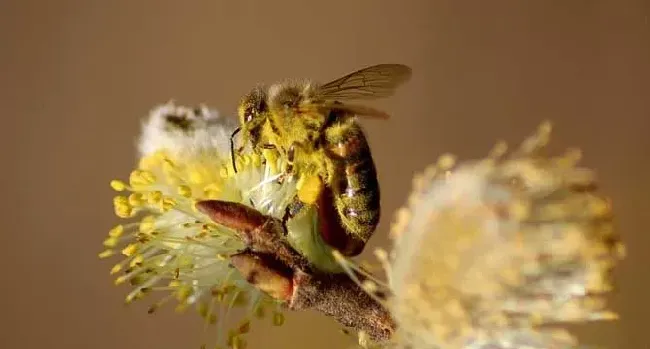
[110,180,127,191]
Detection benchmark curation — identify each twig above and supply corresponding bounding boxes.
[196,200,395,342]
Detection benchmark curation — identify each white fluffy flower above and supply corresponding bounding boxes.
[100,101,326,348]
[343,123,625,349]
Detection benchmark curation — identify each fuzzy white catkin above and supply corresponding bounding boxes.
[385,124,624,349]
[137,101,236,157]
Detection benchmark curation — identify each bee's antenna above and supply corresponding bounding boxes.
[230,127,241,173]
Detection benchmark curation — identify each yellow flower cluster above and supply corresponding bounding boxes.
[100,103,299,349]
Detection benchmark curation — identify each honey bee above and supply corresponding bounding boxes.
[231,64,412,256]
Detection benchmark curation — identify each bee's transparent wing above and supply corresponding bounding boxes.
[317,64,412,101]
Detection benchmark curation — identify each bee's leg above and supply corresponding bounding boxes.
[281,198,305,234]
[286,143,297,175]
[230,127,242,173]
[275,142,301,185]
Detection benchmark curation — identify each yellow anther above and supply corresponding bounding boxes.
[148,191,163,204]
[254,304,266,318]
[272,311,285,326]
[161,197,176,211]
[176,286,192,301]
[110,264,122,274]
[161,161,180,185]
[114,205,133,218]
[121,243,138,257]
[139,218,156,233]
[235,158,244,172]
[219,165,231,179]
[113,196,132,218]
[197,303,209,317]
[174,303,189,313]
[129,170,144,186]
[125,290,146,303]
[129,254,145,268]
[108,225,124,238]
[128,192,145,207]
[110,180,127,191]
[251,154,262,167]
[437,153,456,170]
[138,152,164,171]
[113,195,129,206]
[103,237,119,247]
[188,168,205,184]
[204,190,220,199]
[115,275,129,285]
[139,170,156,183]
[138,156,155,171]
[129,170,156,187]
[177,185,192,198]
[98,250,114,258]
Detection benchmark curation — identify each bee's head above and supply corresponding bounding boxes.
[238,86,269,131]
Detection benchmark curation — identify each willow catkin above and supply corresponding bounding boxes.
[386,122,624,349]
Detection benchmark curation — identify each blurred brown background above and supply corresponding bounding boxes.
[1,1,648,348]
